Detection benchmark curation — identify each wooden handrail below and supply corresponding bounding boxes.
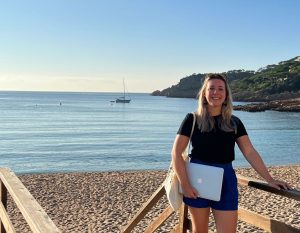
[237,175,300,233]
[144,206,174,233]
[122,173,300,233]
[121,184,166,233]
[237,175,300,201]
[0,202,15,233]
[0,168,61,233]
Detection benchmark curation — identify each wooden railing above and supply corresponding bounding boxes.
[121,175,300,233]
[0,168,61,233]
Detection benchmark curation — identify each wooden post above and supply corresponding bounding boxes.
[0,181,7,233]
[178,204,188,233]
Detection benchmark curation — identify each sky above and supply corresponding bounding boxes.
[0,0,299,93]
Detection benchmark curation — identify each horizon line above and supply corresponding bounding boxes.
[0,89,151,94]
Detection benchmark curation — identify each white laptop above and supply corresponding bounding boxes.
[180,162,224,201]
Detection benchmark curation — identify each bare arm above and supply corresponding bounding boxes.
[236,135,291,190]
[171,134,198,198]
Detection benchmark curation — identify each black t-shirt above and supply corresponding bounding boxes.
[177,113,248,163]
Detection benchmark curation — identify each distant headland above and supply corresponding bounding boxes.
[151,56,300,112]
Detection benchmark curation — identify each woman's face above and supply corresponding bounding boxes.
[204,79,226,108]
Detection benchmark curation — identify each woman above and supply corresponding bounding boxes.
[171,73,290,233]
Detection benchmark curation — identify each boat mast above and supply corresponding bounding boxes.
[123,78,125,99]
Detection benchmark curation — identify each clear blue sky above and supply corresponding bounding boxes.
[0,0,299,93]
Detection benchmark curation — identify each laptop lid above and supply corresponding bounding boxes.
[183,162,224,201]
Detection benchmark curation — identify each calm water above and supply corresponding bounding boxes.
[0,91,299,174]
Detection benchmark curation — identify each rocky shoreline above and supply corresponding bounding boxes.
[234,98,300,112]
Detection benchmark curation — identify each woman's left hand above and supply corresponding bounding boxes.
[267,179,292,190]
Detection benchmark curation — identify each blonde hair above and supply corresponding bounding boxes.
[196,73,235,132]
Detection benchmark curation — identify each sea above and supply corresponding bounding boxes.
[0,91,299,174]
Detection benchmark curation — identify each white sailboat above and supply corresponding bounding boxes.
[116,79,131,103]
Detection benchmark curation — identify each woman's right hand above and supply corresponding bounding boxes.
[172,135,199,199]
[182,184,198,199]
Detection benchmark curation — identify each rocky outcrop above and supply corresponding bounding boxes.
[234,98,300,112]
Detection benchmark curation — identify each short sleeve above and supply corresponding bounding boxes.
[177,113,194,137]
[233,116,248,139]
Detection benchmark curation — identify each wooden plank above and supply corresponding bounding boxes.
[237,175,300,201]
[238,207,300,233]
[238,207,271,231]
[0,202,16,233]
[0,168,61,233]
[121,184,165,233]
[0,182,7,208]
[170,210,192,233]
[0,181,8,233]
[144,206,174,233]
[178,204,188,233]
[186,219,192,231]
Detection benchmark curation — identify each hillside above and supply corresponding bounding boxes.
[152,56,300,102]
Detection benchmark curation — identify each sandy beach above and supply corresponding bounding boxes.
[6,165,300,233]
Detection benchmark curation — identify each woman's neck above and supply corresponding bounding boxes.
[207,107,222,116]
